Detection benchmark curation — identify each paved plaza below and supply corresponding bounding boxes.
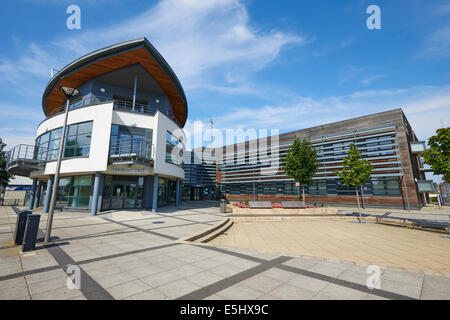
[1,202,450,300]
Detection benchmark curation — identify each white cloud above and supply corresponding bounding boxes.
[187,85,450,144]
[0,0,303,91]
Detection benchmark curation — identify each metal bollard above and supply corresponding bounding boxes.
[22,214,41,252]
[14,210,32,245]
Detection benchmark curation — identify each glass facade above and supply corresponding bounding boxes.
[56,175,92,208]
[109,125,152,159]
[101,175,144,210]
[64,121,93,158]
[166,131,184,165]
[34,127,63,161]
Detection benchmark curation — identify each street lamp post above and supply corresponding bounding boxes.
[44,86,80,243]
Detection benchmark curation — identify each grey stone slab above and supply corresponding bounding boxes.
[95,272,137,289]
[153,258,186,271]
[381,269,424,287]
[240,274,284,294]
[157,278,201,299]
[268,283,317,300]
[32,287,83,300]
[282,257,321,270]
[85,264,124,278]
[191,258,224,270]
[107,279,151,300]
[380,279,422,299]
[141,271,181,288]
[209,263,250,278]
[28,277,68,296]
[0,277,29,300]
[25,269,68,284]
[124,289,168,300]
[216,284,265,300]
[337,270,372,287]
[171,264,204,278]
[307,261,352,278]
[185,271,225,287]
[128,265,163,279]
[318,284,370,300]
[259,268,297,283]
[420,287,450,300]
[421,274,450,295]
[288,274,330,292]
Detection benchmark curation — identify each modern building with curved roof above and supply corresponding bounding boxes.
[6,38,187,214]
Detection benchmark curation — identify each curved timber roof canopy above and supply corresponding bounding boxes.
[42,38,188,127]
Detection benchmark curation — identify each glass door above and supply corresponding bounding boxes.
[124,184,136,208]
[111,184,124,209]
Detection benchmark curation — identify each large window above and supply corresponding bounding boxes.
[372,177,401,196]
[64,121,93,158]
[166,131,184,165]
[109,125,152,158]
[34,127,62,161]
[56,175,92,208]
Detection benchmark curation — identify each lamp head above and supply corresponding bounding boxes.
[59,86,80,99]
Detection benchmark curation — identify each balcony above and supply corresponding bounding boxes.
[109,138,155,167]
[5,145,44,176]
[44,95,181,127]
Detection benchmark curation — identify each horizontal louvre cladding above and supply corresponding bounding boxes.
[183,150,217,186]
[218,125,403,192]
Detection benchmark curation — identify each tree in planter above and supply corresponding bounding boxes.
[283,138,319,206]
[335,144,372,222]
[0,138,12,195]
[422,127,449,183]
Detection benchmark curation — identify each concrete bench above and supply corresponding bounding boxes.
[375,215,408,226]
[249,201,272,209]
[410,219,450,234]
[281,201,305,209]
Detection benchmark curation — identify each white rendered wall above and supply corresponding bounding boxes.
[35,104,184,180]
[37,103,114,175]
[153,111,185,180]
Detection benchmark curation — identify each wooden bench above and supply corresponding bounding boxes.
[281,201,305,209]
[249,201,272,209]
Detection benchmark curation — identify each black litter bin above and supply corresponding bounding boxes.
[22,214,41,252]
[14,210,32,245]
[220,199,227,213]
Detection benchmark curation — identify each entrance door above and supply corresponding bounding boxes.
[111,184,124,209]
[111,183,137,209]
[124,184,136,208]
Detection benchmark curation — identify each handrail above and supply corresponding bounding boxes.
[5,144,44,168]
[44,95,181,127]
[109,138,155,160]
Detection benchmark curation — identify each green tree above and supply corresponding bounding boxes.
[422,127,450,183]
[283,138,319,205]
[0,138,12,190]
[335,144,372,222]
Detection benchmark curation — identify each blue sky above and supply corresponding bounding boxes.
[0,0,449,179]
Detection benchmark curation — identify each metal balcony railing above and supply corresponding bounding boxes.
[6,144,42,165]
[45,95,181,127]
[109,138,155,163]
[5,144,44,176]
